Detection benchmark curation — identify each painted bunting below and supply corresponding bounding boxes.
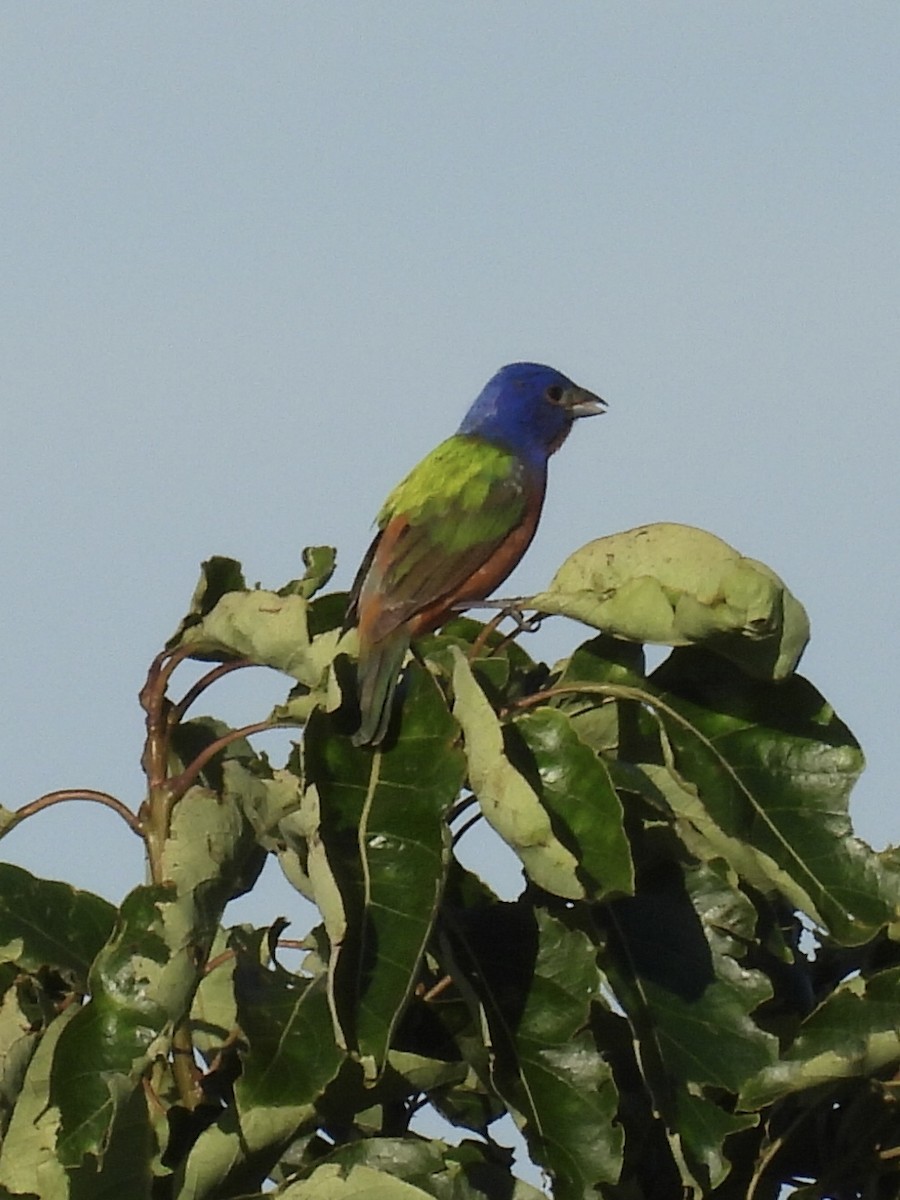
[346,362,605,745]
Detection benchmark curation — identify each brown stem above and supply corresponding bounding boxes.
[171,1017,203,1110]
[420,974,454,1003]
[168,659,253,726]
[468,609,507,659]
[3,789,142,838]
[167,720,292,803]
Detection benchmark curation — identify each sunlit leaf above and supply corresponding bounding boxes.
[531,523,809,680]
[451,650,583,899]
[511,707,634,899]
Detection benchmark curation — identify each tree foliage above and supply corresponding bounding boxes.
[2,525,899,1200]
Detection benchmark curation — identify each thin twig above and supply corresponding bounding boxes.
[469,609,507,659]
[168,659,253,725]
[168,719,297,802]
[420,974,454,1003]
[5,788,142,836]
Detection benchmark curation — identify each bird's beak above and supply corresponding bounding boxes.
[565,386,607,418]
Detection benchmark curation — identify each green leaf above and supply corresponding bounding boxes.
[511,707,634,899]
[444,887,622,1200]
[0,970,54,1138]
[604,858,774,1189]
[741,965,900,1109]
[450,650,583,900]
[274,1136,547,1199]
[287,546,338,600]
[173,928,345,1200]
[0,1005,75,1198]
[65,1079,155,1200]
[305,661,465,1072]
[167,555,248,647]
[275,1164,437,1196]
[550,634,647,755]
[648,648,898,945]
[172,586,344,688]
[233,930,343,1112]
[531,523,810,680]
[0,865,116,984]
[50,886,174,1167]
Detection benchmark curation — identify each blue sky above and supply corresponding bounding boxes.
[3,3,898,959]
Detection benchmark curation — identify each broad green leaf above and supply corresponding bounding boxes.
[227,760,317,901]
[275,1164,436,1197]
[550,634,647,755]
[604,858,774,1189]
[172,587,343,688]
[65,1079,154,1200]
[167,555,248,647]
[50,729,280,1166]
[271,1136,546,1199]
[0,1005,75,1199]
[451,650,583,900]
[648,648,897,945]
[741,965,900,1109]
[173,929,344,1200]
[304,661,465,1072]
[50,886,174,1166]
[189,926,237,1067]
[531,523,809,680]
[0,865,116,983]
[233,930,343,1112]
[511,708,634,899]
[444,887,622,1200]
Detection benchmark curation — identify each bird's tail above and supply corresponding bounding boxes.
[352,631,410,747]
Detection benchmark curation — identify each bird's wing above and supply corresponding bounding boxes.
[349,435,539,644]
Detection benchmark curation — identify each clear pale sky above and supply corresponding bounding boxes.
[3,1,898,980]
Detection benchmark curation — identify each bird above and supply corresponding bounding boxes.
[346,362,606,746]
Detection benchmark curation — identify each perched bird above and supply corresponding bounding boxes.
[346,362,605,746]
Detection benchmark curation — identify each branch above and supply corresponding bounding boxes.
[168,719,297,803]
[3,789,142,837]
[169,659,253,725]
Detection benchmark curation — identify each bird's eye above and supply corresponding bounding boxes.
[545,385,564,404]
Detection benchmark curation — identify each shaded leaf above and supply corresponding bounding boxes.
[0,865,116,984]
[172,928,344,1200]
[274,1135,546,1199]
[444,886,622,1199]
[0,1005,75,1198]
[649,649,898,945]
[550,633,647,755]
[604,858,774,1189]
[531,523,809,680]
[305,661,465,1071]
[741,965,900,1109]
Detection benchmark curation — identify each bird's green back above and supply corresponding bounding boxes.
[377,434,529,552]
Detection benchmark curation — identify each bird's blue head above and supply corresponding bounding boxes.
[457,363,605,467]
